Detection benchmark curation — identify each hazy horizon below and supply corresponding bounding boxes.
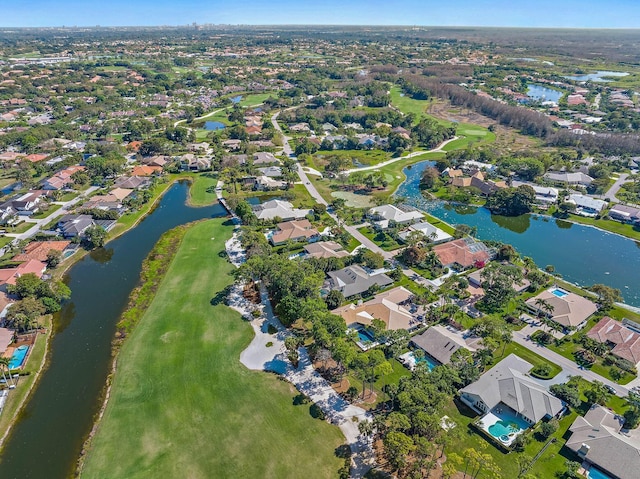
[2,0,639,29]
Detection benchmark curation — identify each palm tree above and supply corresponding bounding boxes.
[0,357,14,388]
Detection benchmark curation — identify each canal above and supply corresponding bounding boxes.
[0,181,225,478]
[396,161,640,307]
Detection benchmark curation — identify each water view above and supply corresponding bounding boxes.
[204,120,226,130]
[0,182,226,478]
[396,161,640,307]
[526,83,564,103]
[564,71,630,82]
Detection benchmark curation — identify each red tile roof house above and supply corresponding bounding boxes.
[587,316,640,366]
[13,241,71,263]
[269,220,319,246]
[42,165,86,190]
[432,237,493,271]
[0,259,46,292]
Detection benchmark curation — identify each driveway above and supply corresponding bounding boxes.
[5,186,99,242]
[512,330,630,397]
[602,173,629,203]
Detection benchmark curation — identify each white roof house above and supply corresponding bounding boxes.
[463,160,495,171]
[544,171,593,186]
[252,200,312,221]
[460,354,564,425]
[399,221,452,244]
[512,181,558,204]
[568,194,607,216]
[368,204,424,229]
[567,405,640,479]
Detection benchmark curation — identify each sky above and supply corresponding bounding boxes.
[2,0,640,28]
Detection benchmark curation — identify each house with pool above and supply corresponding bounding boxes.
[405,325,481,371]
[526,287,598,332]
[566,404,640,479]
[460,354,564,447]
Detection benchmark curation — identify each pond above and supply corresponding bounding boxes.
[526,84,564,103]
[230,95,242,104]
[564,71,630,83]
[0,182,226,478]
[204,120,226,131]
[395,161,640,307]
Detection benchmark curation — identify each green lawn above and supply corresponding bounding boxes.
[31,204,62,219]
[0,318,49,442]
[357,226,401,252]
[238,93,273,107]
[7,222,33,234]
[389,86,448,125]
[492,342,562,379]
[562,212,640,242]
[442,398,581,479]
[187,173,218,207]
[81,220,345,479]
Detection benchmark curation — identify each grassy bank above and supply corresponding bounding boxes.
[0,318,50,447]
[80,219,344,478]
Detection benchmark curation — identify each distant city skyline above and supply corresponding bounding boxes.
[2,0,640,29]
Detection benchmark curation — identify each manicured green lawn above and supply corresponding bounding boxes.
[0,319,49,442]
[31,204,62,219]
[442,398,580,479]
[7,222,33,234]
[238,93,273,107]
[492,342,562,379]
[389,86,447,125]
[188,173,218,206]
[562,212,640,242]
[357,226,401,252]
[81,220,345,479]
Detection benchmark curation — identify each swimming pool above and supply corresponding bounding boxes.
[8,345,29,369]
[588,467,614,479]
[358,329,375,343]
[488,420,521,441]
[551,288,568,298]
[415,354,438,371]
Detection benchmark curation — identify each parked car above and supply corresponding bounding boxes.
[605,385,617,395]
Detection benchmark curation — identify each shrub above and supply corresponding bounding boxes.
[538,419,559,440]
[616,357,637,373]
[266,341,273,347]
[267,324,278,334]
[531,363,552,378]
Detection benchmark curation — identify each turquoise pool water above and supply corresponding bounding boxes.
[358,329,375,343]
[551,288,568,298]
[8,345,29,369]
[488,420,520,438]
[588,467,614,479]
[415,354,438,371]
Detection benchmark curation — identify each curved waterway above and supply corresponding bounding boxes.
[396,161,640,307]
[0,181,226,478]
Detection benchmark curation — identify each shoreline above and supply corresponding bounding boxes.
[0,175,213,457]
[76,221,196,476]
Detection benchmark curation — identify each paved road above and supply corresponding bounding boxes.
[4,186,99,242]
[602,173,629,203]
[513,330,630,397]
[341,136,459,175]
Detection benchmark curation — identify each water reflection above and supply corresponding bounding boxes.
[89,247,115,264]
[490,213,531,234]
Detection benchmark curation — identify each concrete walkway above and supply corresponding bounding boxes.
[224,227,375,477]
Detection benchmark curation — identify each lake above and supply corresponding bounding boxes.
[396,161,640,307]
[564,71,630,83]
[527,84,564,103]
[230,95,242,104]
[204,120,226,130]
[0,182,226,478]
